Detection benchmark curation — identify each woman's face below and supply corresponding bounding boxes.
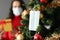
[12,1,23,16]
[12,1,21,8]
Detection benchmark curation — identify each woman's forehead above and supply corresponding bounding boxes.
[12,1,21,6]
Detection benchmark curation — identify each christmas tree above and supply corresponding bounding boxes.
[18,0,60,40]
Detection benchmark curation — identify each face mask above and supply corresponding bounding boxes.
[12,7,23,16]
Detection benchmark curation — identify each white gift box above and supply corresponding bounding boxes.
[29,10,40,31]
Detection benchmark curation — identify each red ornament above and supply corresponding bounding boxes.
[40,0,48,3]
[34,32,43,40]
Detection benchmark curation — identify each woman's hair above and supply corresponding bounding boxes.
[8,0,26,19]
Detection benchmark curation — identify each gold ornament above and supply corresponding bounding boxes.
[21,10,28,20]
[15,31,24,40]
[44,33,60,40]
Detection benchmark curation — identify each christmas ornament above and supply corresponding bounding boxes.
[52,33,59,38]
[34,32,43,40]
[15,30,24,40]
[21,10,28,20]
[44,33,60,40]
[40,0,48,3]
[44,37,58,40]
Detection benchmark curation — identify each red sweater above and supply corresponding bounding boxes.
[12,16,22,30]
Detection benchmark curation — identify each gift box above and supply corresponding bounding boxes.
[0,19,12,32]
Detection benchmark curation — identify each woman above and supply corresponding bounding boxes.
[3,0,26,40]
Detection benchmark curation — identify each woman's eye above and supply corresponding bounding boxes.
[14,6,17,8]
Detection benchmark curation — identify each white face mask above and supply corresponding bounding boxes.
[12,7,23,16]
